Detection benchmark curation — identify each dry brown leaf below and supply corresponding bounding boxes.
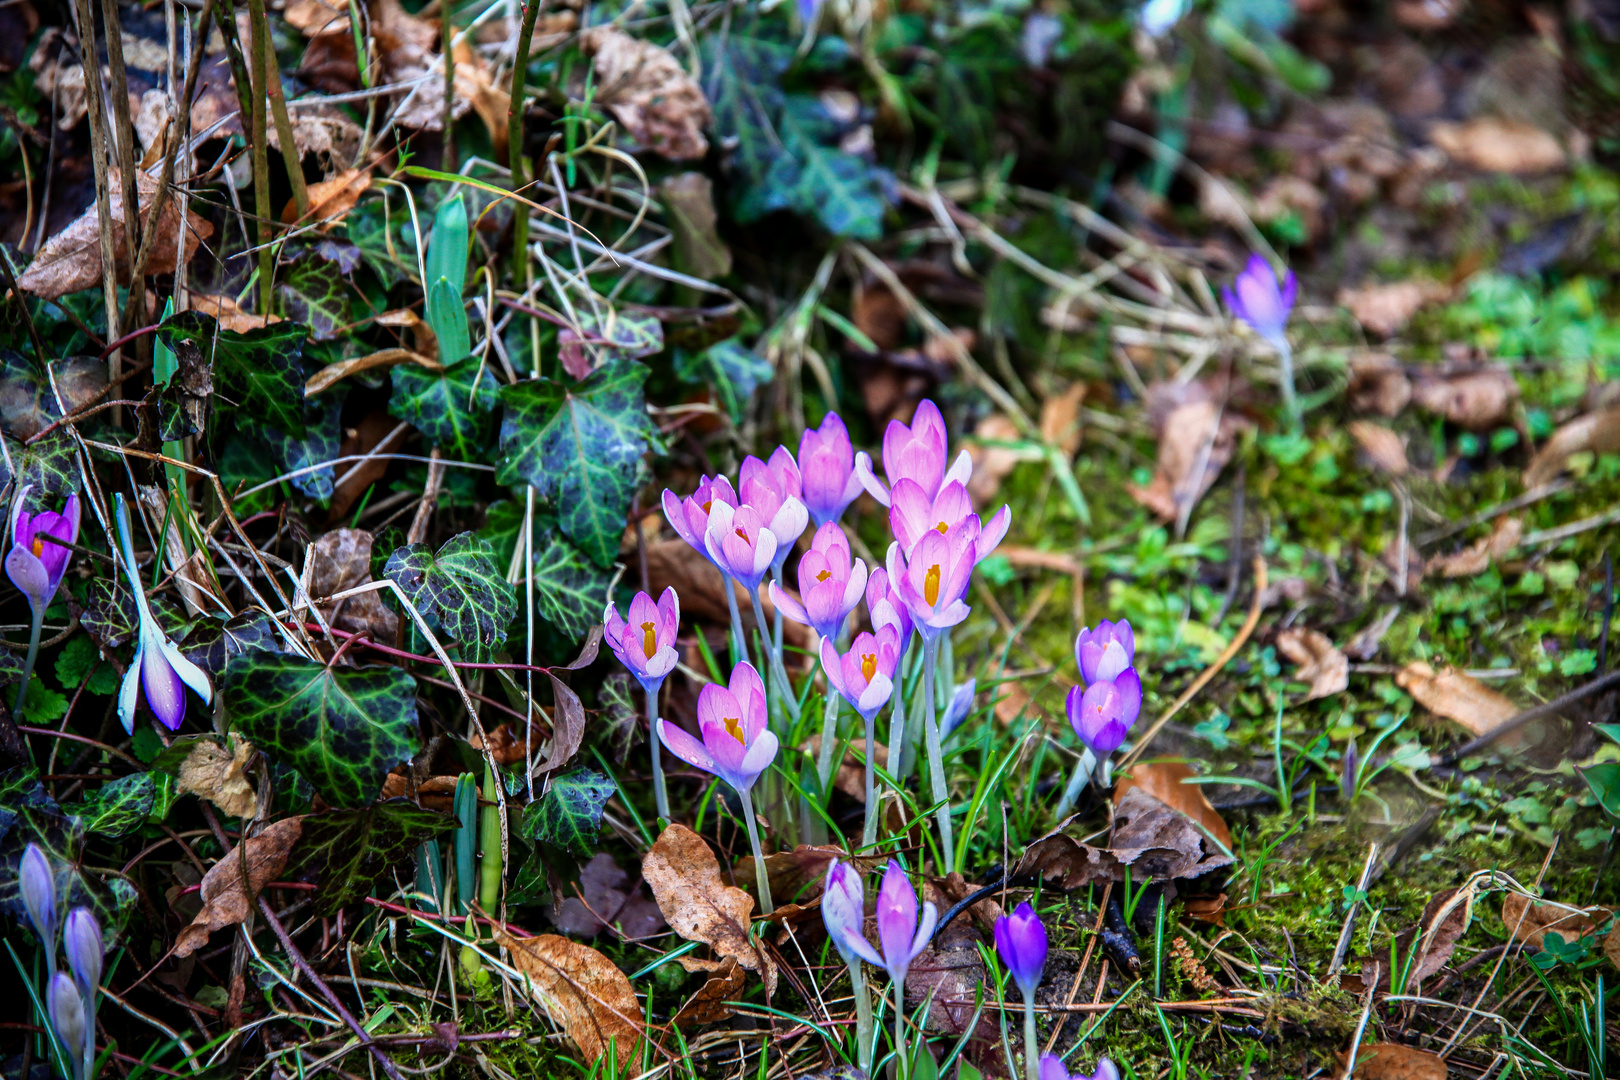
[376,308,439,357]
[498,931,643,1066]
[1426,515,1522,578]
[1396,662,1518,739]
[176,735,258,819]
[1348,421,1409,476]
[1411,368,1519,430]
[642,824,774,994]
[329,409,410,521]
[1039,383,1087,458]
[283,167,371,227]
[189,293,283,333]
[1501,894,1612,948]
[306,348,442,397]
[993,682,1036,726]
[1340,280,1453,337]
[174,817,304,957]
[18,169,214,300]
[1605,922,1620,971]
[1431,118,1565,174]
[1183,893,1228,924]
[672,957,746,1026]
[308,528,401,642]
[966,414,1037,505]
[1275,627,1350,701]
[286,0,350,35]
[853,278,905,351]
[548,853,665,939]
[660,173,732,280]
[1348,1043,1447,1080]
[1524,404,1620,488]
[581,28,709,161]
[1016,786,1233,888]
[734,845,881,906]
[267,110,364,174]
[1405,887,1474,987]
[1115,762,1232,849]
[378,772,458,811]
[1348,354,1413,417]
[1128,394,1252,524]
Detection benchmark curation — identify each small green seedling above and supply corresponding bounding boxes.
[425,192,471,364]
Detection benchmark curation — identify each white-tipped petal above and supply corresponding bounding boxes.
[117,648,142,734]
[161,637,214,705]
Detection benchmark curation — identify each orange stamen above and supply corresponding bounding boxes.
[924,564,941,606]
[701,500,712,514]
[640,620,657,658]
[735,527,749,542]
[816,569,831,582]
[934,521,948,534]
[861,652,877,683]
[723,716,746,744]
[29,535,44,558]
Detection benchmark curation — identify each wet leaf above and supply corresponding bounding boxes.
[496,360,657,568]
[173,817,304,957]
[548,852,666,939]
[277,253,351,341]
[521,768,614,857]
[63,772,155,839]
[222,650,419,808]
[384,532,517,663]
[1115,763,1232,849]
[388,354,501,460]
[179,611,285,675]
[530,526,615,644]
[674,338,773,423]
[497,930,644,1066]
[285,800,455,916]
[157,311,310,439]
[642,823,772,992]
[1275,627,1350,701]
[673,957,746,1025]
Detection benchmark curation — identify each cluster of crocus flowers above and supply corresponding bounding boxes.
[1058,620,1142,814]
[5,484,80,715]
[821,858,936,1074]
[113,494,212,733]
[603,587,681,819]
[22,843,105,1080]
[1224,252,1300,426]
[996,902,1049,1080]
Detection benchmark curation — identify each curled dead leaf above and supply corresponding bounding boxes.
[283,167,372,228]
[174,817,304,957]
[672,957,746,1026]
[305,348,443,397]
[176,734,259,819]
[1501,893,1612,948]
[1426,516,1522,578]
[308,528,401,642]
[1128,386,1252,525]
[1275,627,1350,701]
[1403,887,1474,988]
[498,931,643,1066]
[1411,367,1519,430]
[1430,118,1565,174]
[1396,662,1519,739]
[1115,762,1232,850]
[1339,280,1453,338]
[642,823,774,994]
[1348,421,1409,476]
[581,28,710,161]
[1016,786,1233,888]
[1524,404,1620,488]
[1347,1043,1447,1080]
[1348,354,1413,417]
[189,293,283,333]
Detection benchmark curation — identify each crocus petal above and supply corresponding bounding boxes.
[854,451,890,507]
[909,900,938,965]
[142,633,188,730]
[1040,1056,1072,1080]
[875,860,920,979]
[657,719,716,774]
[823,861,885,968]
[942,448,973,490]
[118,650,142,734]
[736,729,778,788]
[661,488,700,550]
[20,843,55,944]
[6,546,51,611]
[856,672,893,719]
[819,638,847,698]
[974,505,1011,562]
[731,662,770,740]
[8,483,32,546]
[770,581,813,628]
[161,637,215,705]
[1093,1059,1121,1080]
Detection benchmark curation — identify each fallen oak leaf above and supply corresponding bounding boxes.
[1275,627,1350,701]
[173,816,304,957]
[642,823,775,995]
[497,931,644,1067]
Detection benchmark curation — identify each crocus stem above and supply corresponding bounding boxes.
[770,564,785,655]
[1053,747,1097,820]
[13,603,43,718]
[816,690,839,790]
[1023,995,1039,1080]
[737,786,774,915]
[893,975,908,1080]
[883,677,907,837]
[861,708,878,849]
[850,957,875,1074]
[646,688,668,820]
[724,580,750,669]
[1276,338,1299,429]
[750,587,800,722]
[478,765,501,915]
[921,635,954,870]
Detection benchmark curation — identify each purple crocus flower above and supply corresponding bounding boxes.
[703,501,778,592]
[114,494,213,733]
[866,566,913,653]
[63,908,103,997]
[770,522,868,642]
[1223,253,1296,352]
[890,479,1012,565]
[885,530,975,641]
[799,413,864,526]
[855,399,973,507]
[6,484,80,614]
[820,626,901,721]
[739,450,809,575]
[940,678,976,741]
[995,902,1048,1001]
[47,971,86,1071]
[1074,621,1135,685]
[662,475,738,567]
[1041,1055,1120,1080]
[1065,671,1143,756]
[872,859,937,985]
[603,587,680,694]
[657,661,778,793]
[822,859,881,967]
[20,842,57,948]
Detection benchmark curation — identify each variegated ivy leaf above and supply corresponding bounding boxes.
[384,532,517,662]
[388,355,501,461]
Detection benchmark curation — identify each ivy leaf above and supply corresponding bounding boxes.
[221,650,418,808]
[388,355,501,460]
[63,773,155,839]
[277,255,350,341]
[774,97,888,239]
[157,311,309,438]
[674,338,774,422]
[239,392,343,500]
[0,767,136,936]
[285,800,455,916]
[530,526,612,643]
[520,768,614,856]
[10,430,81,502]
[496,360,656,568]
[704,33,792,195]
[383,532,517,663]
[56,635,118,696]
[179,610,285,675]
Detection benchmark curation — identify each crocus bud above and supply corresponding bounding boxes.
[822,859,882,968]
[994,901,1048,1001]
[799,413,863,526]
[1065,670,1143,756]
[1074,621,1135,685]
[873,859,936,985]
[20,842,57,946]
[1041,1055,1120,1080]
[47,971,86,1065]
[64,908,103,998]
[1223,253,1296,351]
[940,679,977,742]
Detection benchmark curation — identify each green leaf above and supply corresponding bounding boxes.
[56,635,119,696]
[240,392,343,500]
[17,680,67,725]
[496,360,656,568]
[388,354,501,460]
[277,256,351,341]
[427,277,471,365]
[285,800,456,917]
[530,525,613,643]
[673,338,773,422]
[704,33,792,193]
[1583,763,1620,823]
[179,610,284,675]
[519,767,614,856]
[157,311,310,438]
[425,194,469,293]
[79,577,184,649]
[63,772,155,839]
[13,430,80,501]
[383,532,517,663]
[221,650,419,808]
[774,97,887,239]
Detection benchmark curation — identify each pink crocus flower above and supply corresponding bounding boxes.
[822,859,874,967]
[854,399,972,507]
[888,479,1011,564]
[5,484,79,615]
[820,626,900,721]
[656,661,778,793]
[662,475,738,567]
[739,449,809,574]
[1065,671,1143,756]
[1041,1056,1120,1080]
[1223,253,1297,352]
[884,529,975,641]
[769,521,867,642]
[603,588,680,694]
[703,501,777,591]
[1074,620,1135,685]
[799,413,864,526]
